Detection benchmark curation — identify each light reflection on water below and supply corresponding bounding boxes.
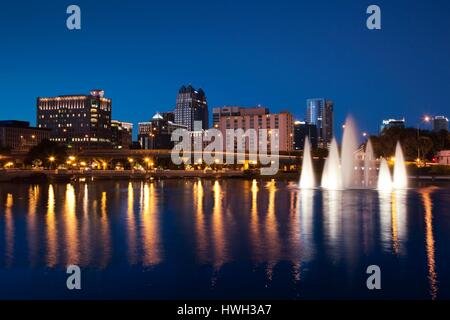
[0,179,449,299]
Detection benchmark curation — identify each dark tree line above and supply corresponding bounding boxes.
[25,139,68,168]
[369,127,450,161]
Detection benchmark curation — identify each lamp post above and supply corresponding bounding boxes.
[49,156,55,170]
[417,115,431,162]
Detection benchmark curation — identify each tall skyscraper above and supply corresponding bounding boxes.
[306,98,334,147]
[37,89,112,148]
[174,85,208,131]
[432,116,449,132]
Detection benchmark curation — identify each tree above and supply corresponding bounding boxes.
[25,139,68,168]
[370,127,450,161]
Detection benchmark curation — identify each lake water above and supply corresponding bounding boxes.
[0,179,449,300]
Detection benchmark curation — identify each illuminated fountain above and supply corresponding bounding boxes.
[321,138,343,190]
[377,158,393,192]
[299,137,315,189]
[363,139,377,188]
[393,141,408,189]
[298,114,408,191]
[341,116,359,189]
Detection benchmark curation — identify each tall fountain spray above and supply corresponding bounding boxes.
[299,137,315,189]
[341,116,359,189]
[393,141,408,189]
[321,138,343,190]
[364,139,376,188]
[377,158,393,192]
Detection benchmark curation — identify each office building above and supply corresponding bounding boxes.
[138,112,187,149]
[432,116,449,132]
[212,106,269,128]
[174,85,208,131]
[293,121,318,150]
[306,98,333,147]
[0,120,51,151]
[111,120,133,149]
[36,89,112,148]
[216,108,293,152]
[380,118,405,133]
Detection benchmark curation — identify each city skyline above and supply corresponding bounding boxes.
[1,0,450,138]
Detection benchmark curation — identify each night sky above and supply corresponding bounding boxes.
[1,0,449,138]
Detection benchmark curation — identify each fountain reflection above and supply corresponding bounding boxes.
[322,190,341,260]
[420,187,438,300]
[298,188,315,262]
[379,190,408,255]
[378,191,392,252]
[392,190,407,255]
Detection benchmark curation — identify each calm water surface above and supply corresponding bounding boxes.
[0,179,449,299]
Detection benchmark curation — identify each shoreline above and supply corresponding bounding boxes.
[0,169,449,183]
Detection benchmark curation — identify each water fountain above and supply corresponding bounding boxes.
[364,139,377,188]
[298,115,408,192]
[321,138,343,190]
[341,116,359,189]
[299,137,315,189]
[377,158,393,192]
[393,141,408,189]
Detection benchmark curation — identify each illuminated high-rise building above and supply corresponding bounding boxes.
[306,98,333,147]
[174,85,208,131]
[36,89,112,149]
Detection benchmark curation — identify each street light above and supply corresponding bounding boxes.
[49,156,55,170]
[417,115,432,161]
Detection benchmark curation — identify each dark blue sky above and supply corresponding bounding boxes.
[1,0,449,138]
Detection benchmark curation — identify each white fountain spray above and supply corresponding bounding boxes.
[341,116,359,189]
[321,138,343,190]
[393,141,408,189]
[299,137,315,189]
[377,158,393,192]
[364,139,376,188]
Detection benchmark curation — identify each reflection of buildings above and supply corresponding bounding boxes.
[306,98,333,148]
[174,85,208,131]
[138,112,187,149]
[37,89,112,148]
[111,120,133,149]
[141,182,162,266]
[0,120,51,151]
[293,121,318,150]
